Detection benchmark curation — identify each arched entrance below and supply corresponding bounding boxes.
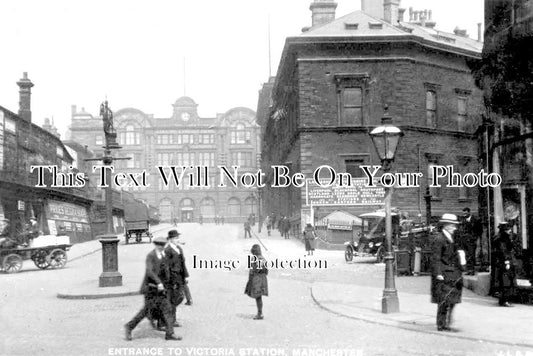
[180,198,195,222]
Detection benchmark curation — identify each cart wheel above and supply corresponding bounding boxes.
[2,254,23,273]
[32,250,50,269]
[48,249,68,269]
[345,247,354,262]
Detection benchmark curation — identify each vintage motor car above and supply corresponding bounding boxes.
[344,211,400,263]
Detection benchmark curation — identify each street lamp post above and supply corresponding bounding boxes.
[369,107,403,314]
[86,100,128,287]
[257,188,262,233]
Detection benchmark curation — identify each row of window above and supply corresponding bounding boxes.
[337,80,471,130]
[95,131,253,146]
[156,152,254,167]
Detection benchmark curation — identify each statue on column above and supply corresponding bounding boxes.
[100,100,118,147]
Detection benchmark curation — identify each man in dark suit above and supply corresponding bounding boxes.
[125,236,181,341]
[164,229,189,326]
[431,213,465,332]
[459,207,483,275]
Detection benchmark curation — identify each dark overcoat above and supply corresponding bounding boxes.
[139,250,169,295]
[303,226,317,251]
[164,244,189,305]
[245,255,268,298]
[430,232,463,305]
[493,233,517,291]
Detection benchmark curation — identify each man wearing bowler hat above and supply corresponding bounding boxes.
[124,236,181,341]
[431,213,465,332]
[164,229,189,326]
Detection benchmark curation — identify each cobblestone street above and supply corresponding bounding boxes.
[1,224,532,356]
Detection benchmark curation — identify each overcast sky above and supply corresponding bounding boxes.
[0,0,483,137]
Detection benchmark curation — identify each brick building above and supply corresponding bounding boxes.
[0,73,95,243]
[67,97,260,223]
[260,0,484,240]
[474,0,533,280]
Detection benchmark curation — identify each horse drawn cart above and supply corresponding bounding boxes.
[124,199,153,244]
[0,235,71,274]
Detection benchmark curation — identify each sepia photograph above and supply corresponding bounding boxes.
[1,0,533,355]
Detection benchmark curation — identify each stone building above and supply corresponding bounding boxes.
[67,97,260,223]
[260,0,484,240]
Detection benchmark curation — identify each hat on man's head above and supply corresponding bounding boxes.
[439,213,460,225]
[498,221,510,229]
[153,236,167,245]
[462,207,471,213]
[167,229,181,239]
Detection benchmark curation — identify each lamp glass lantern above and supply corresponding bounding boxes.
[369,115,403,163]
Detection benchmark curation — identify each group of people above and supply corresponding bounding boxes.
[125,229,192,341]
[430,209,518,332]
[214,215,225,225]
[0,216,41,248]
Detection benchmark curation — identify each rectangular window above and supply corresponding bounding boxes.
[176,152,195,166]
[95,136,103,145]
[157,153,172,166]
[177,134,194,144]
[341,87,363,125]
[426,90,437,128]
[198,152,215,167]
[198,134,215,144]
[457,96,467,132]
[345,158,366,178]
[56,146,64,158]
[427,161,442,199]
[231,152,252,167]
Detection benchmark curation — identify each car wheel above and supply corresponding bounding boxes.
[345,247,354,262]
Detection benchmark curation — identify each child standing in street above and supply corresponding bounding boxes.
[244,244,268,320]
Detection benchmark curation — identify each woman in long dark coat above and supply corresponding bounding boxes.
[244,244,268,319]
[431,214,464,332]
[492,222,517,307]
[303,223,317,256]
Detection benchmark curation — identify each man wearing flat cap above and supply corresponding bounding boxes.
[492,222,517,307]
[125,236,181,341]
[431,213,466,332]
[164,229,189,326]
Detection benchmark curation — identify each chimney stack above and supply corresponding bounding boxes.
[384,0,400,24]
[309,0,337,27]
[398,8,406,22]
[477,23,482,41]
[454,26,468,37]
[16,72,34,122]
[361,0,384,19]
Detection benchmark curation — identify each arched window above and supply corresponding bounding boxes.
[228,197,241,217]
[243,196,256,217]
[159,199,173,222]
[200,197,216,217]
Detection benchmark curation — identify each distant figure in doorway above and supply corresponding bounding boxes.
[492,222,517,307]
[303,223,317,256]
[459,207,483,275]
[244,244,268,320]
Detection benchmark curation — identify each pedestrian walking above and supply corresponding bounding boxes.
[125,236,182,341]
[303,223,317,256]
[265,215,271,236]
[173,217,178,227]
[459,207,483,275]
[492,222,517,307]
[244,244,268,320]
[164,230,189,326]
[221,216,225,225]
[430,213,465,332]
[244,220,252,239]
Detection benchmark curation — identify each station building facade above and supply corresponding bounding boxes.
[68,97,260,223]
